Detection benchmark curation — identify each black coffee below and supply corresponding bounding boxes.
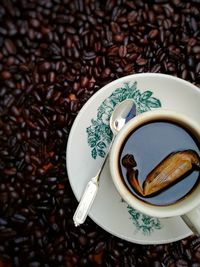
[118,120,200,206]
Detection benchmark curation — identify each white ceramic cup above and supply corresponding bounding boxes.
[109,109,200,234]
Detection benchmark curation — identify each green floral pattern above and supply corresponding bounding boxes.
[86,81,162,234]
[122,200,162,235]
[86,81,161,159]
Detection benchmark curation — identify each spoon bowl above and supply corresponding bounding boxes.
[110,99,137,135]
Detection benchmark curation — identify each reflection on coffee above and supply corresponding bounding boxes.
[118,120,200,206]
[122,150,200,196]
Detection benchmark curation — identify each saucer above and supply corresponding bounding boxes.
[66,73,200,244]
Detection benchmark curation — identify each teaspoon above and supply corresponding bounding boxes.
[73,99,137,226]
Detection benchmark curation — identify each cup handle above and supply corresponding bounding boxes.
[181,205,200,235]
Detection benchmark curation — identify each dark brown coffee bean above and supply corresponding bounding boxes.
[119,45,127,58]
[176,259,189,267]
[196,63,200,74]
[136,58,147,66]
[163,19,172,29]
[4,38,16,54]
[163,254,175,267]
[111,22,120,34]
[149,29,159,39]
[190,17,197,32]
[181,69,188,79]
[38,61,51,73]
[80,76,89,87]
[11,106,20,117]
[152,261,162,267]
[4,167,17,176]
[83,51,96,60]
[66,26,76,34]
[195,247,200,261]
[29,19,40,28]
[1,70,11,79]
[124,64,134,73]
[100,68,110,78]
[192,46,200,54]
[0,228,17,237]
[29,261,41,267]
[95,242,106,254]
[107,45,119,56]
[188,38,197,47]
[151,64,161,72]
[185,248,192,260]
[113,33,125,43]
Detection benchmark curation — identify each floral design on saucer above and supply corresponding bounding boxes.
[86,81,162,235]
[87,81,161,159]
[121,200,162,235]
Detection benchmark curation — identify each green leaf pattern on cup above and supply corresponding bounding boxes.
[86,81,162,235]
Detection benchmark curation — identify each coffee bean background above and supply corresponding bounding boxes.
[0,0,200,266]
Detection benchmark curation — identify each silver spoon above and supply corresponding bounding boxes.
[73,99,137,227]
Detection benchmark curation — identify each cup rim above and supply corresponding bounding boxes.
[109,109,200,218]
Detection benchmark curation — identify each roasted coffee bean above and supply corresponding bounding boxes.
[149,29,159,39]
[119,45,127,58]
[4,167,17,176]
[28,261,41,267]
[193,46,200,54]
[152,261,162,267]
[4,38,16,54]
[136,58,147,66]
[176,259,189,267]
[38,61,51,73]
[0,70,11,79]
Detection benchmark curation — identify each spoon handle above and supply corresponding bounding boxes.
[72,100,136,227]
[73,137,114,227]
[73,174,99,227]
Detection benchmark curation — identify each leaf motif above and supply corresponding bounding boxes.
[91,148,97,159]
[97,149,106,158]
[142,215,151,225]
[111,87,125,97]
[104,132,113,144]
[127,82,138,98]
[95,133,101,141]
[110,93,125,105]
[89,140,96,148]
[132,90,141,100]
[110,87,130,102]
[126,81,137,92]
[91,119,98,126]
[147,97,161,108]
[137,102,151,114]
[153,219,161,229]
[88,135,96,141]
[110,88,119,97]
[97,106,105,120]
[86,126,94,135]
[97,142,107,149]
[140,90,153,101]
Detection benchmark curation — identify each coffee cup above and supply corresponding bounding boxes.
[109,109,200,234]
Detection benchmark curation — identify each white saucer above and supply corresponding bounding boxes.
[66,73,200,244]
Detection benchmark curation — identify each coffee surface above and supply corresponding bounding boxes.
[119,121,200,206]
